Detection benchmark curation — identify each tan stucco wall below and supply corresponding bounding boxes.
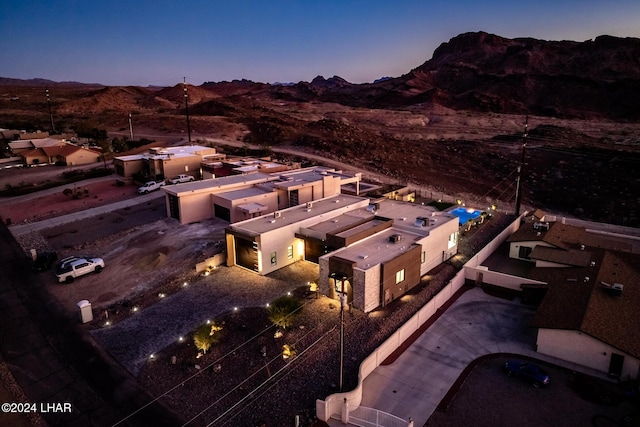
[24,153,49,165]
[537,328,640,380]
[114,159,145,178]
[162,156,201,179]
[418,217,460,276]
[256,229,304,275]
[65,150,100,166]
[172,192,216,224]
[509,240,553,260]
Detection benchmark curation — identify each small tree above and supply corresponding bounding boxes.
[193,322,223,355]
[268,295,302,330]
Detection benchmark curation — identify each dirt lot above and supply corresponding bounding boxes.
[0,178,139,224]
[3,178,226,316]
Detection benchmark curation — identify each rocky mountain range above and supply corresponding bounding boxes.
[270,31,640,119]
[2,31,640,226]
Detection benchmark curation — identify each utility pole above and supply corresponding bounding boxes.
[45,88,55,133]
[339,279,346,392]
[183,77,192,143]
[514,115,528,216]
[128,113,134,141]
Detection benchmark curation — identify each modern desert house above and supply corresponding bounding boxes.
[163,166,362,224]
[226,196,460,312]
[113,145,223,181]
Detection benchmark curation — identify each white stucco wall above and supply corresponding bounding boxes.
[537,328,640,380]
[417,218,459,276]
[258,231,304,276]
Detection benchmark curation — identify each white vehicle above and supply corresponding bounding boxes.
[168,174,195,184]
[56,256,105,283]
[138,180,165,194]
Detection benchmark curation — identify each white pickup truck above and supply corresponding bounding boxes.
[138,180,166,194]
[168,174,195,184]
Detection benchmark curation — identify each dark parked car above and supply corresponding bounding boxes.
[504,360,550,387]
[33,251,58,271]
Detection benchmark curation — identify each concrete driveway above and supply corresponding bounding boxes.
[354,287,604,426]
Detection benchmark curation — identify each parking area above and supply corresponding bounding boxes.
[426,355,639,427]
[355,287,633,426]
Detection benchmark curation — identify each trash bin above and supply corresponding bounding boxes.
[77,300,93,323]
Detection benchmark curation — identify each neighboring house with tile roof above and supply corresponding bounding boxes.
[8,137,64,156]
[502,216,640,379]
[21,142,101,166]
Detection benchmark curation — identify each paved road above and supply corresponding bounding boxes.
[8,190,163,236]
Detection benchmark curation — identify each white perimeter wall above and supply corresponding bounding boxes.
[316,214,525,422]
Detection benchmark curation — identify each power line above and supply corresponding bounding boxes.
[112,296,314,426]
[208,326,338,427]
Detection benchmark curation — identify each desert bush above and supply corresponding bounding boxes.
[282,344,297,360]
[193,322,223,355]
[267,295,302,330]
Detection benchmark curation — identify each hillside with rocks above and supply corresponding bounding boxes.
[1,31,640,226]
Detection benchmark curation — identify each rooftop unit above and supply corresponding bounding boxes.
[389,234,402,243]
[366,202,380,212]
[414,217,428,227]
[533,222,550,231]
[601,281,624,297]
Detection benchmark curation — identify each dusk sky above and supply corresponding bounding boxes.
[2,0,639,87]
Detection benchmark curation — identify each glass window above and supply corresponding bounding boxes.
[395,269,405,284]
[270,252,277,266]
[287,245,293,260]
[421,251,426,263]
[519,246,532,259]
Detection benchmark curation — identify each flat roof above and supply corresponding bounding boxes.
[213,186,273,201]
[331,227,423,270]
[164,172,275,196]
[304,212,375,236]
[335,218,388,240]
[228,194,370,235]
[258,166,359,190]
[114,154,144,161]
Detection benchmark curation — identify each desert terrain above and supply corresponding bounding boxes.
[3,87,640,228]
[1,31,639,426]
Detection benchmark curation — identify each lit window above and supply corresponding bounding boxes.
[270,252,277,266]
[287,245,293,260]
[421,251,426,263]
[185,165,189,172]
[395,269,405,284]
